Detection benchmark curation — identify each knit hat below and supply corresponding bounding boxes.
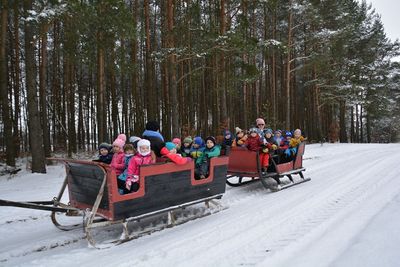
[145,121,160,131]
[274,129,282,135]
[172,138,181,145]
[249,128,258,134]
[235,127,243,134]
[98,142,111,151]
[193,136,204,146]
[183,136,193,144]
[113,139,125,149]
[165,142,176,151]
[256,118,265,126]
[137,139,151,156]
[205,136,216,145]
[263,128,273,135]
[117,134,127,142]
[129,136,141,144]
[285,131,293,137]
[223,130,232,138]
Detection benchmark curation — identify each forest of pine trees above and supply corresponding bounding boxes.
[0,0,399,172]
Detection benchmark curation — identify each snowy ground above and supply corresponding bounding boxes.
[1,143,400,267]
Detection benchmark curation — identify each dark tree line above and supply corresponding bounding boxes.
[0,0,399,172]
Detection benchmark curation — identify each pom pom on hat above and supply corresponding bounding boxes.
[145,121,160,131]
[117,134,127,142]
[165,142,176,151]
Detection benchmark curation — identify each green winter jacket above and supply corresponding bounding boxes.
[196,145,221,165]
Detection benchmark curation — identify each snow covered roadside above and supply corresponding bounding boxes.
[0,143,400,267]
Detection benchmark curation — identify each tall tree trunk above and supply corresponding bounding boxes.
[24,0,46,173]
[13,1,20,157]
[339,99,347,142]
[167,0,179,137]
[219,0,227,123]
[39,23,51,157]
[144,0,155,120]
[96,31,106,143]
[285,0,293,130]
[0,0,15,166]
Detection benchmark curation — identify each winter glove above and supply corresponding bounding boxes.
[125,175,139,190]
[262,148,269,153]
[125,179,132,191]
[237,140,244,145]
[271,144,278,150]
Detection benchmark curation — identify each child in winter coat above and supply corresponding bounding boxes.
[161,142,193,165]
[195,136,221,179]
[110,134,127,176]
[246,128,270,172]
[232,127,248,147]
[172,138,182,154]
[94,142,113,164]
[181,136,193,157]
[285,129,306,159]
[221,129,233,155]
[190,136,205,159]
[125,139,155,193]
[117,144,136,194]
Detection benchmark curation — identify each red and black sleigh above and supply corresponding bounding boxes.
[226,142,310,191]
[0,156,229,247]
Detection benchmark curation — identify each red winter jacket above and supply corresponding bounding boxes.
[127,153,155,179]
[245,135,263,152]
[160,147,192,165]
[110,151,125,176]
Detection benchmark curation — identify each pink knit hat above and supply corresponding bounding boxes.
[116,134,127,142]
[172,138,181,145]
[113,134,126,149]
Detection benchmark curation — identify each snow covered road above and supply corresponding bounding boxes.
[1,143,400,266]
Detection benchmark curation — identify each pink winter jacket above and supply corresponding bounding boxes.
[110,151,125,176]
[126,153,155,180]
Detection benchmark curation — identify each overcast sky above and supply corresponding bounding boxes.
[367,0,399,42]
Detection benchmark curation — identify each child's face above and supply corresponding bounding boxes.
[125,149,134,155]
[275,132,281,138]
[184,142,191,148]
[193,143,199,148]
[174,143,181,149]
[286,136,292,140]
[99,148,109,156]
[113,146,121,153]
[250,132,258,138]
[139,145,150,154]
[206,140,215,148]
[294,131,301,139]
[225,134,231,139]
[237,132,244,138]
[169,148,177,154]
[265,132,272,139]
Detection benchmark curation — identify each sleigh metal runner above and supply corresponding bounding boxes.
[0,157,229,248]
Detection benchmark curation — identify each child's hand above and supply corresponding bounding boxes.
[272,144,278,150]
[126,180,132,190]
[262,148,269,153]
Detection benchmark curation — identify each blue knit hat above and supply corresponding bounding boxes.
[263,128,273,135]
[193,136,204,146]
[285,131,292,137]
[165,142,176,151]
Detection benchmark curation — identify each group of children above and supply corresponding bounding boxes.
[94,118,305,195]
